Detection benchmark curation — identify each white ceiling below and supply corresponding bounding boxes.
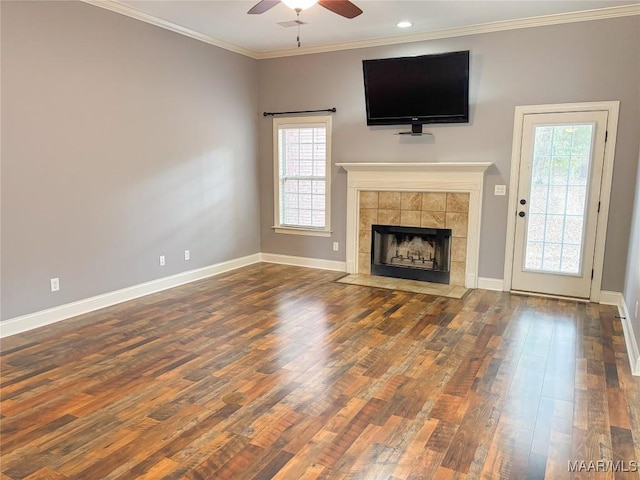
[96,0,639,57]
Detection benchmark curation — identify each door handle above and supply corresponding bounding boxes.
[518,211,526,217]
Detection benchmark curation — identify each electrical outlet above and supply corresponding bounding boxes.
[159,255,165,266]
[184,250,190,261]
[332,242,339,252]
[50,278,60,292]
[494,185,507,196]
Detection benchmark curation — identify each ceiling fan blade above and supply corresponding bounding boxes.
[318,0,362,19]
[247,0,281,14]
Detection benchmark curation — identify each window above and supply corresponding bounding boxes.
[273,115,332,236]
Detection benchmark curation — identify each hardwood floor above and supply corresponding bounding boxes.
[1,263,639,479]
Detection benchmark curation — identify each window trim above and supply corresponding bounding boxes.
[272,115,332,236]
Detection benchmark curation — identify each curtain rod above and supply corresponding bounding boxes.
[263,107,336,117]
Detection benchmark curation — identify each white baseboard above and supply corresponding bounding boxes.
[477,277,504,291]
[600,290,640,376]
[599,290,623,306]
[0,253,261,338]
[260,253,346,272]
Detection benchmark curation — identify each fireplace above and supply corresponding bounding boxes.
[371,225,452,284]
[337,162,491,288]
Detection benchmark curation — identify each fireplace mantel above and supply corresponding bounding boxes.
[336,162,492,174]
[338,161,492,288]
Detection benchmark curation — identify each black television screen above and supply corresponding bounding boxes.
[362,50,469,127]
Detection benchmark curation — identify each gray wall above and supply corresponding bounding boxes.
[622,37,640,366]
[257,16,640,291]
[1,1,260,320]
[624,152,640,357]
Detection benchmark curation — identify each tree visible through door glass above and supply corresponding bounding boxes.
[524,124,594,274]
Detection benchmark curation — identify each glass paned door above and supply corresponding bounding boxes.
[524,124,593,275]
[511,111,608,298]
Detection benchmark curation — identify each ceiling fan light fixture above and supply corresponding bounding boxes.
[282,0,319,10]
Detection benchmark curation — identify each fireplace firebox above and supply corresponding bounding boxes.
[371,224,452,284]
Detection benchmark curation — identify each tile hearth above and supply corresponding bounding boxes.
[336,273,468,298]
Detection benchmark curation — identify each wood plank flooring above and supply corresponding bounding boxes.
[1,263,639,479]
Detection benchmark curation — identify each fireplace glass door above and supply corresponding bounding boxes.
[371,225,451,284]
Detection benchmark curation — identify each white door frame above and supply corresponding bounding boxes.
[503,101,620,302]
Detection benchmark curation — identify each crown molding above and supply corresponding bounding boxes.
[81,0,260,59]
[259,3,640,58]
[82,1,639,60]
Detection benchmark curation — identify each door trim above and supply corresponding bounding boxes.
[503,101,620,302]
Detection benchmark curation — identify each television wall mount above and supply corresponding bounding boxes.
[396,124,434,136]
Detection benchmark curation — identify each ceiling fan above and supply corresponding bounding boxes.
[248,0,362,47]
[248,0,363,19]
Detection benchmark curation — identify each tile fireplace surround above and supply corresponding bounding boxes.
[336,163,492,289]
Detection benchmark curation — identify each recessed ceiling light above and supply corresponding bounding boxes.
[397,21,412,29]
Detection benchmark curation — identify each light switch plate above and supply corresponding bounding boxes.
[494,185,507,196]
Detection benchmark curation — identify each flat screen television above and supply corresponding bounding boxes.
[362,50,470,132]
